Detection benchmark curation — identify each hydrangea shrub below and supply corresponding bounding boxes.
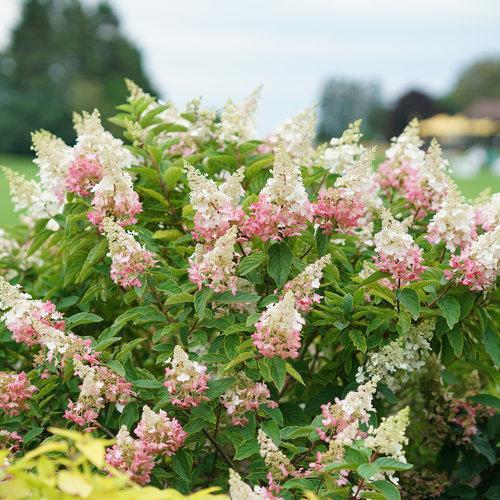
[0,80,498,499]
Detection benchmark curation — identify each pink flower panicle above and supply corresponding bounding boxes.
[88,173,142,229]
[252,291,304,359]
[221,376,278,426]
[445,226,499,291]
[64,360,133,428]
[164,346,209,408]
[244,148,313,241]
[373,208,426,286]
[283,255,331,312]
[133,405,187,456]
[0,430,23,454]
[313,188,366,235]
[103,217,156,288]
[188,226,239,294]
[185,162,245,242]
[106,406,186,485]
[66,156,103,196]
[0,371,37,417]
[448,400,494,445]
[105,426,155,485]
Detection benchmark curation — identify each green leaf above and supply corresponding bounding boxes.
[372,479,401,500]
[132,379,163,389]
[164,292,195,305]
[349,330,367,353]
[374,457,413,471]
[472,434,496,464]
[437,296,461,329]
[116,338,145,361]
[171,449,192,484]
[223,352,256,372]
[285,362,305,385]
[396,288,420,320]
[447,327,464,357]
[163,166,184,190]
[315,229,330,257]
[361,270,391,285]
[194,288,213,319]
[234,439,260,460]
[238,253,266,276]
[469,394,500,409]
[214,291,260,304]
[206,377,235,399]
[357,462,381,479]
[191,404,216,424]
[267,242,292,288]
[119,402,140,428]
[483,325,500,366]
[23,427,44,445]
[66,312,103,329]
[270,357,286,391]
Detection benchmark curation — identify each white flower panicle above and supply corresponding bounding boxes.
[323,119,366,173]
[339,379,377,420]
[257,429,294,480]
[185,162,244,212]
[365,406,410,462]
[73,109,134,175]
[228,469,273,500]
[385,118,425,166]
[356,320,435,393]
[475,192,500,231]
[427,184,476,251]
[284,255,331,312]
[219,86,262,143]
[268,106,317,164]
[31,129,73,199]
[188,226,239,293]
[374,208,416,260]
[0,228,18,261]
[261,147,309,209]
[421,139,452,203]
[335,147,382,210]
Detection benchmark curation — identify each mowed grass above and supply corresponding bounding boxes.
[0,154,499,226]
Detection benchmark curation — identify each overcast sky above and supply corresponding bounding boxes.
[1,0,499,132]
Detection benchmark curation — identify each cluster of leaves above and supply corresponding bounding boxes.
[0,85,498,499]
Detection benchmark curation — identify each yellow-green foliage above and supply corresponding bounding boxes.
[0,428,226,499]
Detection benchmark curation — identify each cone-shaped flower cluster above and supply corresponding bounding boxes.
[447,226,500,290]
[373,208,426,286]
[103,217,156,288]
[64,359,133,428]
[0,371,37,417]
[163,346,209,408]
[244,148,313,241]
[221,375,278,426]
[283,255,331,312]
[252,291,304,359]
[185,161,245,242]
[188,226,239,294]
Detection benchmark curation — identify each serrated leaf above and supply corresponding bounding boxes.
[372,479,401,500]
[396,288,420,320]
[268,242,292,288]
[437,296,461,329]
[357,462,381,479]
[447,327,464,357]
[483,325,500,366]
[349,330,367,353]
[374,457,413,471]
[234,439,260,460]
[238,253,266,276]
[285,362,305,385]
[66,312,103,329]
[164,292,195,305]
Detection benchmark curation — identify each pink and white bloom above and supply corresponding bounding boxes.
[244,148,313,241]
[65,360,133,428]
[474,192,500,232]
[188,225,239,294]
[103,217,156,288]
[373,208,426,286]
[185,161,245,242]
[322,119,366,174]
[221,376,278,426]
[446,226,500,291]
[264,107,316,165]
[283,255,331,312]
[0,371,37,416]
[426,186,476,252]
[377,119,425,196]
[164,346,209,408]
[252,291,304,359]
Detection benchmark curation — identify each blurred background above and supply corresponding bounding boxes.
[1,0,499,223]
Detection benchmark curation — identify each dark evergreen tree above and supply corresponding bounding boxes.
[0,0,157,153]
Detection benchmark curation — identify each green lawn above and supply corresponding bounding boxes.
[1,154,499,227]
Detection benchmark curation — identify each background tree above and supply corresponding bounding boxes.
[0,0,157,153]
[316,78,384,142]
[449,56,500,109]
[386,89,440,138]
